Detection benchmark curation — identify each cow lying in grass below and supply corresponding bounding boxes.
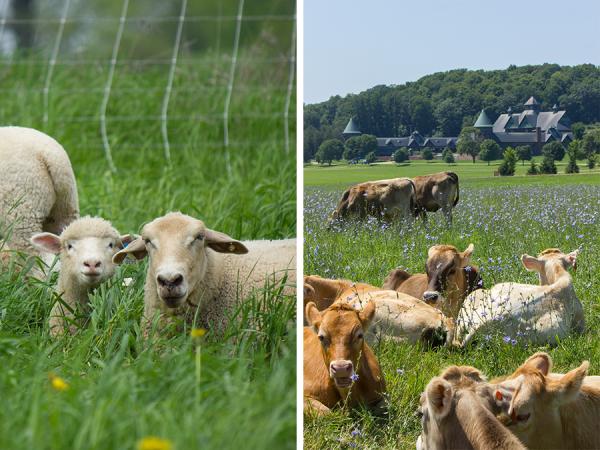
[454,248,583,347]
[303,301,385,415]
[383,243,481,318]
[417,365,525,450]
[303,275,453,346]
[492,352,600,450]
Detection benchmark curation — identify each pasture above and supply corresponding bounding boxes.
[0,50,296,449]
[303,162,600,449]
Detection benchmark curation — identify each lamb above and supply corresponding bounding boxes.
[0,126,79,267]
[112,212,296,336]
[31,217,133,337]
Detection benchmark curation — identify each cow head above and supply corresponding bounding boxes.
[423,244,476,316]
[305,301,375,391]
[521,248,578,286]
[491,352,588,448]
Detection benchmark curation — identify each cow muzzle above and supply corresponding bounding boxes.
[329,360,355,388]
[423,291,440,304]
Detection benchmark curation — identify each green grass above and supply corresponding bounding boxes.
[0,51,296,450]
[303,169,600,449]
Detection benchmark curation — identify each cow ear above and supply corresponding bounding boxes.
[426,378,453,419]
[305,302,322,331]
[303,283,315,302]
[521,352,552,375]
[359,301,376,330]
[113,238,147,264]
[521,254,544,272]
[548,361,588,404]
[30,233,62,254]
[564,250,579,270]
[460,243,474,265]
[205,228,248,254]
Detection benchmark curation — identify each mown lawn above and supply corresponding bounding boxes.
[0,52,296,450]
[303,167,600,449]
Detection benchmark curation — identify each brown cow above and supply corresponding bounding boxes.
[417,365,525,450]
[383,244,481,319]
[413,171,459,225]
[330,178,418,223]
[491,352,600,450]
[304,301,385,415]
[303,274,379,313]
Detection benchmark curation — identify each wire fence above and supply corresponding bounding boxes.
[0,0,296,171]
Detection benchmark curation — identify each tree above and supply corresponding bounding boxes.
[582,130,600,159]
[479,139,501,165]
[565,142,580,174]
[542,141,565,161]
[539,153,557,174]
[526,159,539,175]
[365,151,377,165]
[457,127,483,163]
[422,148,433,161]
[498,147,517,176]
[393,147,409,163]
[315,139,344,165]
[588,154,597,170]
[571,122,586,140]
[343,134,377,160]
[442,148,455,164]
[515,145,532,166]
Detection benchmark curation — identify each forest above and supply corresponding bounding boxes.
[304,64,600,161]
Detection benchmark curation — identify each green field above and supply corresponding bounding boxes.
[0,52,296,449]
[303,164,600,449]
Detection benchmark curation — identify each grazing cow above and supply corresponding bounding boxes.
[303,301,385,415]
[454,249,583,347]
[412,171,459,225]
[329,178,418,223]
[383,244,481,319]
[303,275,452,346]
[491,352,600,449]
[417,365,525,450]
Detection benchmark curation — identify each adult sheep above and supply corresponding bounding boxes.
[31,217,133,336]
[0,126,79,265]
[113,212,296,336]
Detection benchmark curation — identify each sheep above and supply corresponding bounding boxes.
[0,126,79,268]
[31,217,133,337]
[112,212,296,336]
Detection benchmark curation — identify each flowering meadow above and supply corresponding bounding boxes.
[303,167,600,449]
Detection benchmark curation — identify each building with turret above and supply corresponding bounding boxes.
[474,96,573,153]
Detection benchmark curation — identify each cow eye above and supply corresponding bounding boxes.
[356,332,364,340]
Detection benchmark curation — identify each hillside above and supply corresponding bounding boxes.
[304,64,600,160]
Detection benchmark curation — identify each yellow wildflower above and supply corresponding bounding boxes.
[190,328,207,338]
[48,373,69,392]
[137,436,173,450]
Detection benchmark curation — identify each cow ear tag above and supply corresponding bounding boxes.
[495,390,503,401]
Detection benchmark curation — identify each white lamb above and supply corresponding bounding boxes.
[31,217,133,337]
[112,212,296,336]
[0,126,79,266]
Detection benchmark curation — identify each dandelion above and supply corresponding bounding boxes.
[190,328,207,338]
[137,436,173,450]
[350,373,359,382]
[48,373,69,392]
[510,339,517,346]
[351,429,362,437]
[503,336,511,344]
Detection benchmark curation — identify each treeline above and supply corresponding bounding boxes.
[304,64,600,161]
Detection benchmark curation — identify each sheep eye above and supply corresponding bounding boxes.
[67,243,73,250]
[194,234,205,242]
[108,242,114,249]
[144,239,155,249]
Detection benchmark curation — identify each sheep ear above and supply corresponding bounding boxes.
[112,238,147,264]
[426,378,453,419]
[30,233,62,254]
[118,234,138,250]
[205,228,248,254]
[521,254,543,272]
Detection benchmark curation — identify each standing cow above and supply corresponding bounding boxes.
[413,171,459,225]
[329,178,418,224]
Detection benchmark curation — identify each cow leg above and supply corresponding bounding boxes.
[442,206,453,226]
[304,397,331,416]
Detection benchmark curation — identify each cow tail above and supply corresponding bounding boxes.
[408,178,420,217]
[447,172,459,207]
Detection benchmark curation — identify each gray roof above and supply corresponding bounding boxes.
[343,117,361,135]
[524,96,540,106]
[474,109,493,127]
[493,110,568,134]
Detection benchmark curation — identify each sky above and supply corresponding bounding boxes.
[304,0,600,104]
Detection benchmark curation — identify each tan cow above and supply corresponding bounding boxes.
[417,365,525,450]
[491,352,600,449]
[303,275,453,346]
[412,171,459,225]
[304,301,385,415]
[329,178,418,223]
[383,244,480,319]
[454,249,583,347]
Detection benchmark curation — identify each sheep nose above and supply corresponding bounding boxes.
[423,291,439,302]
[83,260,102,269]
[157,273,184,288]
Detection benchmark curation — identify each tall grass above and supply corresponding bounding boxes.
[0,51,296,449]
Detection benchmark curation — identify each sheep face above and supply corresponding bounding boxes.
[113,212,248,309]
[31,217,133,287]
